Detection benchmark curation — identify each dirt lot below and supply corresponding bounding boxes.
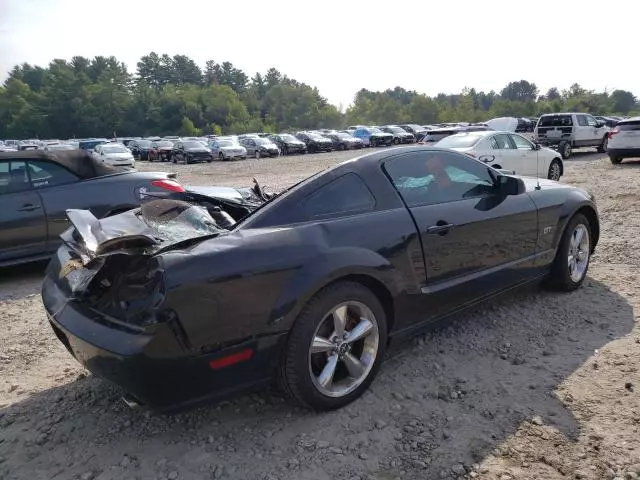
[1,148,639,480]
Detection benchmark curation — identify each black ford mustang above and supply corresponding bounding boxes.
[42,146,599,411]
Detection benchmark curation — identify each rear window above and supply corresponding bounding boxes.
[424,131,456,142]
[617,121,640,131]
[435,133,485,148]
[538,115,573,127]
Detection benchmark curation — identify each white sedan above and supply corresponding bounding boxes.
[92,143,136,168]
[435,130,563,181]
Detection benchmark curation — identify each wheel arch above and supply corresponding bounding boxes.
[271,251,406,337]
[552,157,564,176]
[320,274,396,336]
[574,205,599,253]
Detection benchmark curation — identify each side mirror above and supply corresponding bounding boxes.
[532,142,541,151]
[498,175,525,196]
[595,122,605,128]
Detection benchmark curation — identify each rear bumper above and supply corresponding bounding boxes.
[607,147,640,157]
[42,275,286,410]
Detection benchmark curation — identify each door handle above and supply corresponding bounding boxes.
[18,204,41,212]
[425,223,454,235]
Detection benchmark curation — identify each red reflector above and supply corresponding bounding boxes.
[209,349,253,370]
[151,179,185,193]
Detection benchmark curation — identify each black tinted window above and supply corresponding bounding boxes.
[303,173,375,217]
[539,115,573,127]
[384,151,496,207]
[0,161,31,194]
[28,161,78,188]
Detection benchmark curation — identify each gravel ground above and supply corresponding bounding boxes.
[1,148,639,480]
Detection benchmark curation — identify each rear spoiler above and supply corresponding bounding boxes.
[64,209,159,264]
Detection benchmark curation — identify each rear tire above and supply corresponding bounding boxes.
[393,137,400,145]
[597,136,608,153]
[219,152,225,161]
[609,155,622,164]
[279,281,387,411]
[546,213,591,291]
[559,141,572,160]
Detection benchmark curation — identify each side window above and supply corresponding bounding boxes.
[577,115,588,127]
[28,161,78,189]
[488,136,499,149]
[585,115,597,127]
[302,173,376,218]
[510,134,533,150]
[0,161,31,194]
[383,151,496,207]
[493,134,515,149]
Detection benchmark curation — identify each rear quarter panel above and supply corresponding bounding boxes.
[159,209,423,352]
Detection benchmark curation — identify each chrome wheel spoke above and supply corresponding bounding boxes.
[343,353,365,378]
[318,354,338,388]
[308,300,380,398]
[311,336,334,354]
[346,318,373,344]
[574,228,584,247]
[332,306,347,337]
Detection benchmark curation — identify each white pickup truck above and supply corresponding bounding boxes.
[534,112,610,159]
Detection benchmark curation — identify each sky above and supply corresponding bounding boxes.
[1,0,638,109]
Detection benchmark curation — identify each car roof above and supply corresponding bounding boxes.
[0,149,123,179]
[617,116,640,123]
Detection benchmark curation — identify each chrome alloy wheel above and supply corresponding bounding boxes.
[549,161,561,180]
[568,224,590,283]
[308,301,379,398]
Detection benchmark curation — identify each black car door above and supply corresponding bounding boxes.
[0,159,47,263]
[383,150,539,319]
[26,160,81,249]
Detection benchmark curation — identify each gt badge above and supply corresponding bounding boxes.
[543,226,553,235]
[59,258,83,279]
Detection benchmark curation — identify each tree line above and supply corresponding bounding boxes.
[1,52,638,139]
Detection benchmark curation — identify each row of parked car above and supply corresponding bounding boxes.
[2,112,637,167]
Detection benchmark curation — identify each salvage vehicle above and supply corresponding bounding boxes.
[323,131,365,150]
[534,113,609,160]
[606,116,640,164]
[42,146,599,412]
[0,150,186,267]
[352,127,394,147]
[208,138,247,161]
[397,124,428,140]
[91,143,136,168]
[171,140,214,164]
[129,139,153,160]
[435,131,564,180]
[268,134,307,155]
[379,125,416,145]
[239,137,280,159]
[295,131,334,153]
[148,140,174,162]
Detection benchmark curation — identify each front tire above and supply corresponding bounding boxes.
[546,214,591,291]
[609,155,623,164]
[393,137,400,145]
[547,159,562,180]
[255,150,261,159]
[219,152,225,161]
[280,281,387,410]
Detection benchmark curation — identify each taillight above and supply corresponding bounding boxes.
[466,152,476,158]
[152,179,185,192]
[608,127,620,139]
